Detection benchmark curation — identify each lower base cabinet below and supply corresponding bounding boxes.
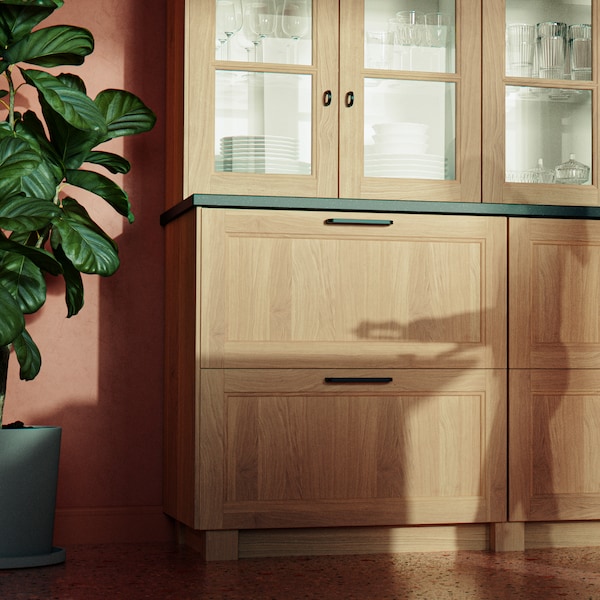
[194,369,506,531]
[164,207,600,559]
[510,370,600,522]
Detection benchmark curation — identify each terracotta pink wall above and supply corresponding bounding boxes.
[4,0,171,544]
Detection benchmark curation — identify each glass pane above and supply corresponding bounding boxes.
[364,0,455,73]
[215,70,311,175]
[505,87,591,184]
[364,79,455,180]
[506,0,592,79]
[216,0,312,65]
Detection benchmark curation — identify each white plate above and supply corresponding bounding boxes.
[221,151,300,160]
[371,122,429,136]
[365,170,445,179]
[221,135,298,144]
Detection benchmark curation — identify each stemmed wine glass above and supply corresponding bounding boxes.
[216,0,243,60]
[244,0,276,62]
[281,0,309,64]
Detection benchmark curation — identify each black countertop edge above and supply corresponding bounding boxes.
[160,194,600,226]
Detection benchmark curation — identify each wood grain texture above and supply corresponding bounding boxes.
[510,370,600,521]
[163,210,199,526]
[482,2,599,206]
[510,218,600,369]
[201,208,507,369]
[208,368,506,529]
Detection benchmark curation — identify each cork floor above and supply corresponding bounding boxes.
[2,543,600,599]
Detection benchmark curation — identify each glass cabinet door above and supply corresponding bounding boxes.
[483,0,597,206]
[339,0,481,202]
[183,0,338,199]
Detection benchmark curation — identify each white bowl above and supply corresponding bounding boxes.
[371,122,429,136]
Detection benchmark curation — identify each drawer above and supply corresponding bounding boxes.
[196,368,507,530]
[200,208,507,369]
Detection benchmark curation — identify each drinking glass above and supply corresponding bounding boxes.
[281,0,309,64]
[396,10,425,47]
[216,0,243,60]
[536,21,567,79]
[244,0,277,62]
[425,12,452,48]
[506,23,535,77]
[569,24,592,80]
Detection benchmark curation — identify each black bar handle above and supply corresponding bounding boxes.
[345,91,355,107]
[324,218,393,226]
[324,377,393,384]
[323,90,332,106]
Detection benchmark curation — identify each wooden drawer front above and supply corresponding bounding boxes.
[197,369,506,530]
[201,209,507,369]
[510,218,600,369]
[510,370,600,522]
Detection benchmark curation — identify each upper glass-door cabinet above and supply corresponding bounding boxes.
[483,0,598,206]
[338,0,481,202]
[175,0,339,200]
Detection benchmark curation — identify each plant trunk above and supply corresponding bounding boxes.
[0,345,9,429]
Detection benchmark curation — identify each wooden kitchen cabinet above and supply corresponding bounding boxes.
[168,0,598,209]
[509,218,600,522]
[483,0,598,206]
[196,368,506,530]
[509,218,600,369]
[166,0,481,205]
[163,207,508,555]
[510,369,600,521]
[199,208,506,369]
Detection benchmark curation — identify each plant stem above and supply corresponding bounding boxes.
[0,345,9,429]
[5,68,15,131]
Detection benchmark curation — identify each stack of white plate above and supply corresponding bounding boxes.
[217,135,310,175]
[365,122,447,179]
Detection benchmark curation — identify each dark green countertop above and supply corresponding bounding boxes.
[160,193,600,226]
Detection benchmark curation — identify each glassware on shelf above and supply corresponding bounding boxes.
[424,12,452,48]
[281,0,309,64]
[536,21,567,79]
[569,24,592,81]
[243,0,277,62]
[506,23,536,77]
[527,158,555,183]
[554,154,590,184]
[365,30,393,69]
[216,0,243,60]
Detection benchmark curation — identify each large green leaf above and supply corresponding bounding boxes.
[12,327,41,380]
[95,89,156,140]
[66,168,133,222]
[52,242,83,317]
[0,136,40,181]
[84,150,131,174]
[0,235,63,275]
[0,249,47,313]
[0,195,60,231]
[52,198,120,275]
[3,25,93,67]
[0,1,62,48]
[31,76,106,170]
[0,282,24,346]
[21,68,107,134]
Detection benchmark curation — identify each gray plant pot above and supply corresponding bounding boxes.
[0,426,65,569]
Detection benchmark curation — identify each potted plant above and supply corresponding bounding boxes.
[0,0,155,568]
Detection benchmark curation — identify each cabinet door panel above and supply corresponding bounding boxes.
[483,0,599,206]
[172,0,339,202]
[510,370,600,521]
[201,209,506,368]
[510,218,600,368]
[339,0,481,202]
[197,369,506,529]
